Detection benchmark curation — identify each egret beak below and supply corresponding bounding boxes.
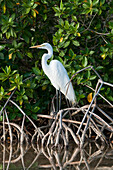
[29,44,43,48]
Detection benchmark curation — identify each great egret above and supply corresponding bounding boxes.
[30,43,76,105]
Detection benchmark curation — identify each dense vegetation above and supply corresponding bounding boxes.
[0,0,113,120]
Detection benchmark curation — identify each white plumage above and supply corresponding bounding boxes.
[30,43,76,104]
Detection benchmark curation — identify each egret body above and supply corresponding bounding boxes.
[30,43,76,104]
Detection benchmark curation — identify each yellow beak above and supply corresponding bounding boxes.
[29,44,43,48]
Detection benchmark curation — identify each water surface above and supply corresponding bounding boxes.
[0,141,113,170]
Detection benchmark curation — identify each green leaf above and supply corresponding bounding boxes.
[17,52,23,59]
[25,8,31,14]
[43,14,47,21]
[0,86,4,95]
[58,56,64,65]
[58,28,63,35]
[17,85,20,91]
[27,52,33,58]
[53,6,60,13]
[59,51,65,57]
[23,95,28,100]
[59,18,64,26]
[31,114,37,120]
[32,67,40,75]
[73,40,80,46]
[10,28,14,36]
[106,87,110,95]
[80,94,85,99]
[10,13,15,20]
[0,73,5,80]
[9,112,16,120]
[86,70,90,79]
[69,49,74,57]
[12,53,16,61]
[0,45,6,51]
[82,56,88,67]
[100,0,105,5]
[12,40,17,48]
[9,86,16,91]
[89,51,95,55]
[88,0,92,4]
[33,106,40,113]
[60,0,63,10]
[6,32,10,39]
[12,70,17,75]
[111,29,113,34]
[109,68,113,72]
[104,74,108,81]
[22,34,29,43]
[1,26,8,34]
[64,20,69,29]
[63,41,70,48]
[75,23,79,31]
[0,53,4,59]
[96,66,104,70]
[89,75,96,80]
[26,89,33,98]
[17,42,23,48]
[107,96,113,101]
[0,116,3,121]
[83,3,89,9]
[72,16,77,21]
[93,0,99,6]
[53,36,58,45]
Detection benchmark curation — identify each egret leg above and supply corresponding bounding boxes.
[65,98,70,108]
[59,90,61,110]
[56,89,59,112]
[56,89,61,112]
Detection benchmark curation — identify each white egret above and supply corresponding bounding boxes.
[30,43,76,105]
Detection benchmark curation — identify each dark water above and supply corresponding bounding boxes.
[0,142,113,170]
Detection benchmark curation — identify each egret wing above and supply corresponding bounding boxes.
[49,60,75,102]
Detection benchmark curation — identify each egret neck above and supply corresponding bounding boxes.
[41,46,53,77]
